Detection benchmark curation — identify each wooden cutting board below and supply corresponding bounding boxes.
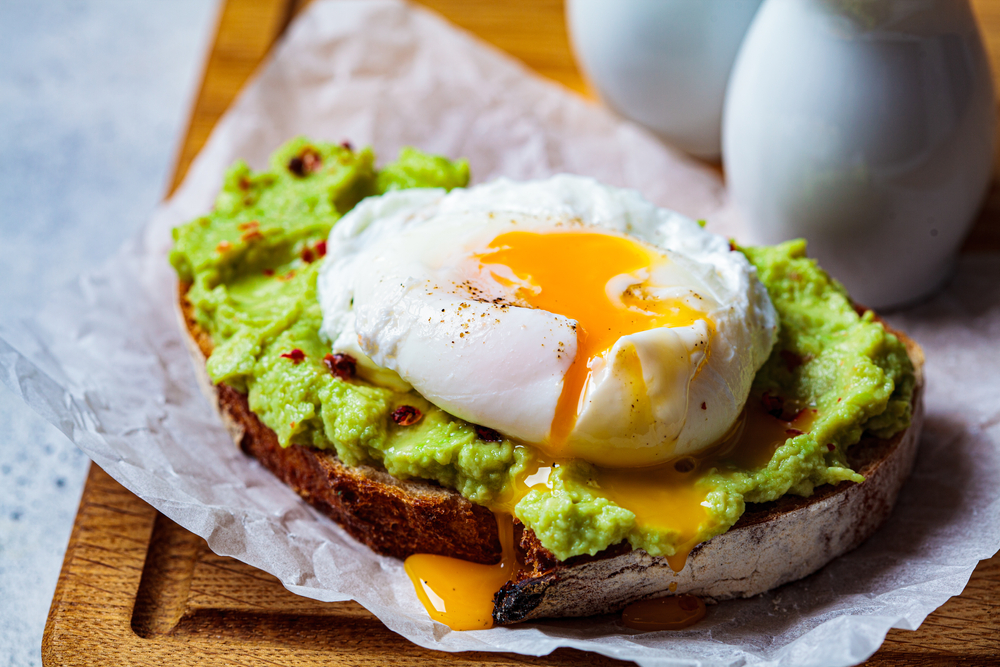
[43,1,1000,665]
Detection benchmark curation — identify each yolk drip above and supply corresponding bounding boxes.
[406,229,817,629]
[403,513,519,631]
[492,462,554,515]
[404,397,820,630]
[621,595,706,631]
[591,463,711,573]
[477,230,706,458]
[720,400,818,470]
[497,395,818,574]
[591,395,817,571]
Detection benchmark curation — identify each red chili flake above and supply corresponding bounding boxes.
[237,220,259,231]
[323,353,356,380]
[315,240,327,258]
[837,397,842,403]
[301,247,315,263]
[302,149,322,172]
[785,428,805,437]
[238,176,251,191]
[786,408,807,423]
[280,349,306,364]
[761,391,785,418]
[474,425,503,442]
[728,240,737,252]
[340,140,353,151]
[827,443,836,451]
[391,405,423,426]
[280,270,296,281]
[215,240,232,253]
[241,229,264,242]
[780,349,806,372]
[262,268,275,277]
[288,147,322,177]
[700,402,707,410]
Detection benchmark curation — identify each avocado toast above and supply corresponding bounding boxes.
[171,138,923,625]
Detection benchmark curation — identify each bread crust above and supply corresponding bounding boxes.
[178,284,502,564]
[178,282,924,624]
[495,385,923,622]
[494,336,924,622]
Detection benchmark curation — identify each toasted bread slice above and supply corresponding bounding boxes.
[179,284,502,564]
[496,368,923,621]
[179,283,924,624]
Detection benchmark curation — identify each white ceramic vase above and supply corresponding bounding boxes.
[567,0,763,159]
[723,0,995,308]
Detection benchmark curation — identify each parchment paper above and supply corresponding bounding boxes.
[2,2,999,665]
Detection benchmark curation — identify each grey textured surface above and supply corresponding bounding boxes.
[0,2,217,665]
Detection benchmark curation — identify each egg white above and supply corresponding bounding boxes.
[317,176,777,466]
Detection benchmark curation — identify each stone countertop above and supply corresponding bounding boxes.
[0,2,217,664]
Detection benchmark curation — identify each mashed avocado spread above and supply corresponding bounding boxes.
[171,139,914,562]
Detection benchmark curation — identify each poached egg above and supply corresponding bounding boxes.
[317,176,777,467]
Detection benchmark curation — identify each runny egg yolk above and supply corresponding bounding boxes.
[475,229,707,459]
[404,229,795,632]
[404,400,819,631]
[404,513,520,631]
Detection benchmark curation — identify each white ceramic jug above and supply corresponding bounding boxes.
[567,0,763,159]
[723,0,995,308]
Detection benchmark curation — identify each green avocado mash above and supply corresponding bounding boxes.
[170,138,914,562]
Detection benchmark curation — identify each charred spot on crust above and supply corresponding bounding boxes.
[492,573,555,625]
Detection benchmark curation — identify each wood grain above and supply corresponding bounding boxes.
[46,0,1000,664]
[168,0,306,194]
[44,465,628,666]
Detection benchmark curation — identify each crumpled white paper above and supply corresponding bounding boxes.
[1,1,998,665]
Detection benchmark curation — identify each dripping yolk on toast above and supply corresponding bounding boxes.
[402,228,799,631]
[404,398,817,631]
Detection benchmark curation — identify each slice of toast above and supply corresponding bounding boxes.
[179,284,502,565]
[179,282,924,624]
[496,377,923,621]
